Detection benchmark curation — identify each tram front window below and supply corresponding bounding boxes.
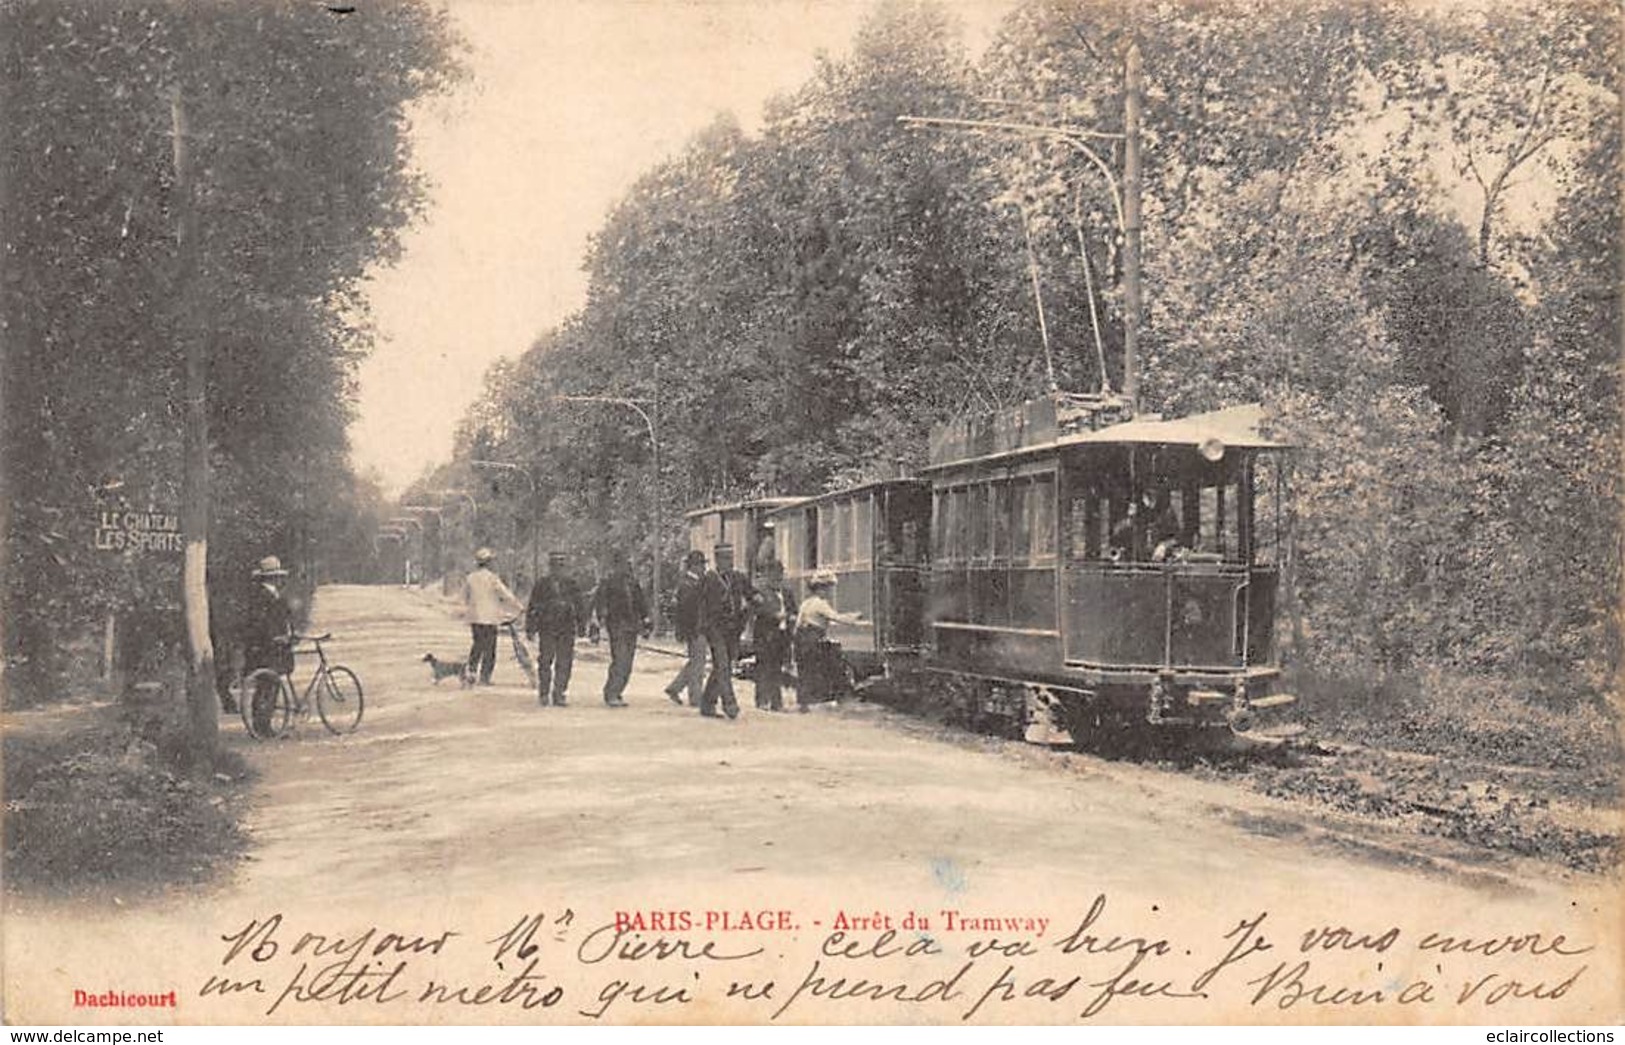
[1066,447,1246,565]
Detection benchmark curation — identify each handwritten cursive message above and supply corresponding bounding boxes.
[197,896,1598,1022]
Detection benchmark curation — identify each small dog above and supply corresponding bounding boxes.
[422,653,470,687]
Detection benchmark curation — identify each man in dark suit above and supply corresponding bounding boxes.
[751,559,797,711]
[242,555,294,736]
[592,548,649,707]
[699,543,747,719]
[525,551,586,706]
[664,550,708,706]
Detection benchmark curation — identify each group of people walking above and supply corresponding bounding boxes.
[463,540,859,716]
[463,546,648,707]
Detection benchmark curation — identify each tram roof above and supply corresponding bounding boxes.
[682,496,808,521]
[761,476,930,512]
[925,401,1288,472]
[1058,403,1288,450]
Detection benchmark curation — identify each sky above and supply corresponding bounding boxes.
[351,0,1013,494]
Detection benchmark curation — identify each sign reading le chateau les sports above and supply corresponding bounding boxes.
[94,508,183,554]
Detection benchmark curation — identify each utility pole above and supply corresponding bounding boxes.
[651,360,662,636]
[171,83,219,761]
[554,393,663,635]
[470,460,538,584]
[1122,40,1143,413]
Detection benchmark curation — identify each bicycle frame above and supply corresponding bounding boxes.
[291,635,335,707]
[242,632,362,739]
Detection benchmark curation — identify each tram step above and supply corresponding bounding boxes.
[1248,693,1297,709]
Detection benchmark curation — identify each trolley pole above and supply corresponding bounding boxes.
[1122,41,1144,414]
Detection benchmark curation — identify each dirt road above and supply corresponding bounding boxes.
[6,585,1620,1025]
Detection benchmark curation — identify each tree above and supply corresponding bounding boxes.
[1,1,462,736]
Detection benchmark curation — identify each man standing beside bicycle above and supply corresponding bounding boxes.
[243,555,295,737]
[465,547,525,686]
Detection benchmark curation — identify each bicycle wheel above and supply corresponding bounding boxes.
[316,665,364,734]
[244,669,293,740]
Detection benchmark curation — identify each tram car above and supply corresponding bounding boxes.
[684,496,807,581]
[683,496,806,656]
[919,391,1295,740]
[681,392,1295,741]
[765,478,932,680]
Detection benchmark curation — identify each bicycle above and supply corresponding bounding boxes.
[501,619,538,688]
[241,633,364,739]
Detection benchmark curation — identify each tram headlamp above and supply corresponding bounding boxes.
[1199,436,1226,463]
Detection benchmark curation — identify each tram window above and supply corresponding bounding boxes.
[1064,493,1087,563]
[1063,481,1127,564]
[968,484,992,562]
[805,507,820,569]
[887,490,919,560]
[1010,480,1031,560]
[1031,474,1056,561]
[854,495,873,566]
[1227,483,1245,560]
[992,481,1013,561]
[1166,489,1184,540]
[1254,453,1281,565]
[931,492,945,562]
[1176,475,1242,562]
[942,486,968,562]
[845,497,858,565]
[898,520,920,561]
[954,487,971,561]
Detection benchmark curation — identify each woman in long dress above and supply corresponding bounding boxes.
[793,569,862,711]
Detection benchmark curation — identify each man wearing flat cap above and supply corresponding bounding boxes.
[592,548,649,707]
[664,549,709,706]
[699,543,748,719]
[526,550,586,706]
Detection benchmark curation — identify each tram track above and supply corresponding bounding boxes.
[832,693,1621,881]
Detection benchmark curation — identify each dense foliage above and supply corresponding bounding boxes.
[2,0,461,703]
[443,0,1619,706]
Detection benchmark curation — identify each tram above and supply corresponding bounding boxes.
[766,477,932,680]
[919,391,1295,739]
[682,392,1297,742]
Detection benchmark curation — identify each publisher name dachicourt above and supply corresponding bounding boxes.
[72,989,178,1009]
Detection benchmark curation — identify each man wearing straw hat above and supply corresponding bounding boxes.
[465,547,524,687]
[242,555,294,736]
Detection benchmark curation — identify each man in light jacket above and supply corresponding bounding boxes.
[465,547,524,686]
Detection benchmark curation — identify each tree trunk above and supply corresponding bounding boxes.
[172,85,219,763]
